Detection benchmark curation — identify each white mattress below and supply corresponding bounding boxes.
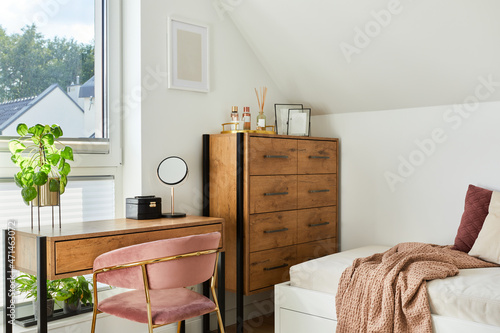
[289,245,500,326]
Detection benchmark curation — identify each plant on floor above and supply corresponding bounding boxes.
[54,276,93,311]
[14,273,60,301]
[14,273,61,318]
[8,123,73,205]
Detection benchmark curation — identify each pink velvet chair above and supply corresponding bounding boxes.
[90,232,224,333]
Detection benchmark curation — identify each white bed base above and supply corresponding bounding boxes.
[275,282,500,333]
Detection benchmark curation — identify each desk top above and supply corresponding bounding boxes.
[14,215,224,279]
[16,215,223,240]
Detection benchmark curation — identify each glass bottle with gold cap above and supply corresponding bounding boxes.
[230,106,239,130]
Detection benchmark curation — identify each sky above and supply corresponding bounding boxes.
[0,0,95,44]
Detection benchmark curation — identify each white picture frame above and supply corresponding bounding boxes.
[287,108,311,136]
[168,17,209,92]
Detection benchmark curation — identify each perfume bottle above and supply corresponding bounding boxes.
[242,107,251,130]
[256,111,266,130]
[230,106,239,130]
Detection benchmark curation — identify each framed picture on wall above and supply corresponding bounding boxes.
[168,17,209,92]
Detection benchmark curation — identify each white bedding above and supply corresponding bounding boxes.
[289,245,500,326]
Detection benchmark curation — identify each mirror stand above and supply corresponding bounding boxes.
[162,187,186,218]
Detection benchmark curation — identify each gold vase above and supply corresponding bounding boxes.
[32,179,60,207]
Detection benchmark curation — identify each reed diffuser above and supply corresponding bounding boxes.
[255,86,268,130]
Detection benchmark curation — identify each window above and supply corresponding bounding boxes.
[0,0,103,139]
[0,0,122,158]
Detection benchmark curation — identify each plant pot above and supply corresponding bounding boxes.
[32,180,59,207]
[33,298,55,320]
[63,300,82,314]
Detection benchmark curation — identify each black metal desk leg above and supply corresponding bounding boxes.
[36,236,47,333]
[3,229,13,333]
[236,133,244,333]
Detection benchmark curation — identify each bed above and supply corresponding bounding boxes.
[275,245,500,333]
[276,184,500,332]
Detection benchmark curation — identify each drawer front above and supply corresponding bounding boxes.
[249,175,297,214]
[296,238,337,263]
[250,211,297,252]
[249,137,297,175]
[297,175,336,209]
[249,246,296,291]
[298,140,337,174]
[54,224,223,276]
[297,206,337,243]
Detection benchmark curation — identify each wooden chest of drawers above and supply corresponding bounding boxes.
[204,133,338,295]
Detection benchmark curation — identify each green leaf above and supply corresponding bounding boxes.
[28,124,44,137]
[40,164,51,174]
[51,125,63,139]
[14,172,24,188]
[59,162,71,176]
[8,140,25,154]
[22,186,37,203]
[46,153,61,165]
[16,123,28,136]
[19,158,30,169]
[60,174,67,186]
[61,146,73,161]
[41,133,54,146]
[49,178,59,192]
[33,171,48,186]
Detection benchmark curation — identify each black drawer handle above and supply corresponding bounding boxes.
[309,155,330,159]
[264,191,288,196]
[264,155,289,159]
[309,222,330,227]
[264,263,288,271]
[309,189,330,193]
[264,228,289,234]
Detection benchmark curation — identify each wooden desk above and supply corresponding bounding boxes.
[3,216,225,333]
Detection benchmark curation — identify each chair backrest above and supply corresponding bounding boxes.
[93,232,221,290]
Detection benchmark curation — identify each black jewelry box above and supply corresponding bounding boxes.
[126,196,162,220]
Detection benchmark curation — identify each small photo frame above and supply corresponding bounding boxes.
[168,17,209,92]
[287,108,311,136]
[274,104,303,135]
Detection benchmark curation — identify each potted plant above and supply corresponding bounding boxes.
[8,123,73,206]
[14,273,61,319]
[54,276,93,314]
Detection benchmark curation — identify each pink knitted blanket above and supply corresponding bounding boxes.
[335,242,497,332]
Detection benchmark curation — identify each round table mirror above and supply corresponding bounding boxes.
[157,156,188,218]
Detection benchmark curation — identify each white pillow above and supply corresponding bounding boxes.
[469,190,500,264]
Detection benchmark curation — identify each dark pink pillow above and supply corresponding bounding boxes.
[452,185,493,252]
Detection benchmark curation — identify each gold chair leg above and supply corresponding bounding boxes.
[91,310,97,333]
[91,273,99,333]
[215,308,225,333]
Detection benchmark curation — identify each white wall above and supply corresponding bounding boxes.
[228,0,500,114]
[312,100,500,250]
[121,0,288,214]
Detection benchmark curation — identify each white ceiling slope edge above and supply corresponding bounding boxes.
[227,0,500,114]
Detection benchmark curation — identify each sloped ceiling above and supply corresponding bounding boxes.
[227,0,500,114]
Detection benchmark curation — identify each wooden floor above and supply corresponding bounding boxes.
[214,314,274,333]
